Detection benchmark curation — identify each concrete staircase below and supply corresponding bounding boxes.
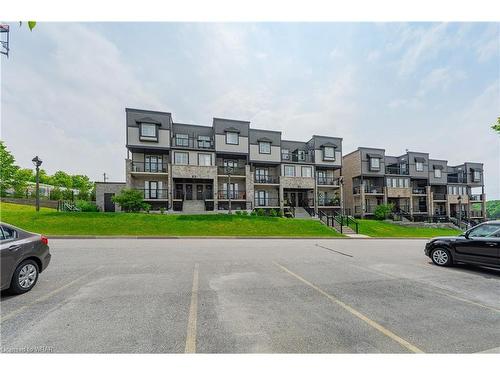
[182,200,206,214]
[294,207,313,219]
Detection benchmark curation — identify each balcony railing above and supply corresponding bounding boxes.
[137,189,168,200]
[412,187,427,194]
[254,175,280,184]
[318,198,341,206]
[470,194,483,201]
[317,177,340,186]
[217,190,246,200]
[470,210,484,218]
[254,197,280,207]
[365,186,384,194]
[385,165,409,175]
[172,135,214,149]
[173,190,214,200]
[282,153,314,163]
[433,193,447,200]
[447,174,466,183]
[131,161,168,173]
[217,166,246,176]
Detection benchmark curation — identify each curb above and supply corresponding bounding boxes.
[46,235,431,240]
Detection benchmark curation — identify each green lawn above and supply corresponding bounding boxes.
[0,202,342,237]
[352,219,462,238]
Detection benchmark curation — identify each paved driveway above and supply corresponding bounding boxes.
[1,239,499,353]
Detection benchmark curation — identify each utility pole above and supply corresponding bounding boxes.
[103,173,108,182]
[31,156,43,212]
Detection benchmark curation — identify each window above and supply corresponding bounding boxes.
[284,165,295,177]
[467,224,500,238]
[174,152,189,165]
[256,190,269,206]
[198,153,212,166]
[1,226,17,241]
[387,177,409,188]
[473,170,481,182]
[281,149,290,160]
[197,135,211,148]
[297,150,306,161]
[259,141,271,154]
[226,132,239,145]
[416,161,424,172]
[323,146,335,160]
[434,168,442,178]
[145,155,162,172]
[140,123,157,139]
[370,157,380,171]
[175,134,189,147]
[301,166,312,178]
[255,168,269,183]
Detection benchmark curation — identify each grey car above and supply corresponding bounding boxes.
[1,223,51,294]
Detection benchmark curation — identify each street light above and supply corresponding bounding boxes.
[31,156,43,212]
[457,195,462,229]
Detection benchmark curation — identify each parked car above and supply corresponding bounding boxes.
[425,220,500,268]
[1,223,51,294]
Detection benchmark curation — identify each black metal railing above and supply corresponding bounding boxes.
[385,165,409,175]
[217,166,246,176]
[218,190,246,200]
[137,189,168,199]
[254,175,280,184]
[470,210,484,218]
[365,186,384,194]
[172,135,214,149]
[254,197,280,207]
[318,198,341,207]
[470,194,483,201]
[447,174,466,183]
[317,177,340,186]
[433,193,447,200]
[282,152,314,163]
[412,187,427,194]
[131,161,168,173]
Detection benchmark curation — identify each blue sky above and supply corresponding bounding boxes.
[2,22,499,198]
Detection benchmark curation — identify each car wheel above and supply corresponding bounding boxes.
[9,260,39,294]
[430,248,452,267]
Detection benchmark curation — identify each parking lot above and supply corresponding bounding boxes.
[1,238,499,353]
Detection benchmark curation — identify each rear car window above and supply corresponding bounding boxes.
[1,226,18,240]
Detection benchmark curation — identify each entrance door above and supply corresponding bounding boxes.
[298,192,304,207]
[104,193,115,212]
[289,192,297,207]
[185,184,193,200]
[196,184,204,200]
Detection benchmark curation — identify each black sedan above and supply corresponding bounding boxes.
[425,221,500,268]
[1,223,51,294]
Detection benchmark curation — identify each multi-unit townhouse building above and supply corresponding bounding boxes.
[96,108,343,214]
[342,147,487,222]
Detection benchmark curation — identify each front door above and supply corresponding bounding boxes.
[289,192,297,207]
[149,181,158,199]
[185,184,193,200]
[104,193,115,212]
[298,192,304,207]
[454,224,500,265]
[196,184,204,200]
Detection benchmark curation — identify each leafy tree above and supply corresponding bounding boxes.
[49,187,63,201]
[374,203,394,220]
[486,200,500,219]
[112,189,149,212]
[12,168,34,197]
[37,169,53,185]
[71,175,92,191]
[61,189,74,201]
[491,117,500,134]
[0,141,19,195]
[52,171,73,188]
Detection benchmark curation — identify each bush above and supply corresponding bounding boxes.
[61,189,74,201]
[269,208,277,217]
[76,190,90,201]
[160,206,165,214]
[241,210,249,216]
[277,209,284,217]
[75,200,99,212]
[235,210,242,215]
[374,203,394,220]
[250,210,257,216]
[112,188,150,212]
[256,208,266,216]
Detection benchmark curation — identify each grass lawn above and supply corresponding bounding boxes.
[353,219,462,238]
[0,202,342,237]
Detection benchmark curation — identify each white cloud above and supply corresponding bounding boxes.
[367,50,381,62]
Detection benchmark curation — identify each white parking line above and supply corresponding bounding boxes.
[185,263,199,353]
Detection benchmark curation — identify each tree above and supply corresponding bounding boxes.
[37,169,53,185]
[0,141,19,195]
[12,168,34,197]
[52,171,73,188]
[492,117,500,134]
[374,203,394,220]
[49,187,63,201]
[112,189,149,212]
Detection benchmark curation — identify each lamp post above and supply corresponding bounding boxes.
[457,195,462,229]
[226,166,233,214]
[31,156,43,212]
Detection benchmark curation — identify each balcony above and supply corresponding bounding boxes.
[217,166,246,176]
[318,197,341,207]
[317,177,340,186]
[217,190,247,200]
[385,165,409,175]
[172,135,214,149]
[433,193,447,201]
[173,190,214,200]
[470,194,483,202]
[131,161,168,173]
[137,189,168,200]
[282,152,314,163]
[254,174,280,184]
[254,197,280,207]
[412,187,427,195]
[470,210,484,218]
[447,174,466,183]
[365,186,384,194]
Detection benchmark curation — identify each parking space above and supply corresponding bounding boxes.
[1,239,499,353]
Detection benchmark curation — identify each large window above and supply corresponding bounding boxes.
[297,150,306,161]
[369,157,380,171]
[259,141,271,154]
[140,123,157,139]
[226,132,239,145]
[284,165,295,177]
[301,166,312,178]
[416,161,424,172]
[387,177,409,188]
[473,170,481,182]
[174,152,189,165]
[434,168,442,178]
[198,153,212,166]
[175,134,189,147]
[145,155,162,172]
[256,190,269,206]
[197,135,211,148]
[323,147,335,160]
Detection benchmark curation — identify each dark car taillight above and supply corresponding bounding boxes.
[41,235,48,245]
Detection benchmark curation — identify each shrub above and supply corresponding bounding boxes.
[76,190,90,201]
[61,189,74,201]
[75,200,99,212]
[374,203,394,220]
[235,210,242,215]
[250,210,257,216]
[112,188,150,212]
[256,208,266,216]
[269,208,278,217]
[277,209,284,218]
[160,206,165,214]
[241,210,249,216]
[50,187,63,201]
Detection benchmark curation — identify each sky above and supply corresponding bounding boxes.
[1,22,499,198]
